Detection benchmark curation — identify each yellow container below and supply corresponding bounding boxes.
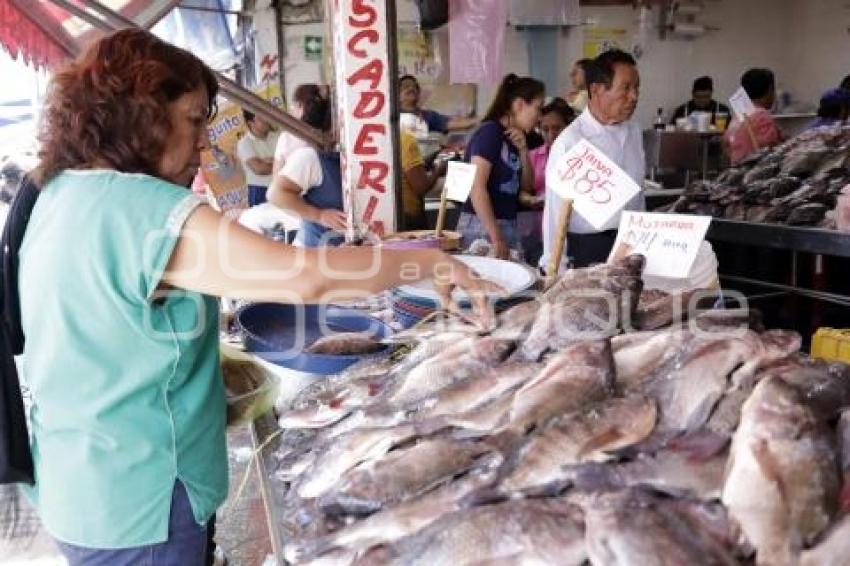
[811,328,850,364]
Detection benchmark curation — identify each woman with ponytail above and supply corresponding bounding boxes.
[458,73,545,259]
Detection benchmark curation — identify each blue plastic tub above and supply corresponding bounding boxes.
[236,303,394,375]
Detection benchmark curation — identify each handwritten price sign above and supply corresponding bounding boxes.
[608,212,712,278]
[550,139,641,230]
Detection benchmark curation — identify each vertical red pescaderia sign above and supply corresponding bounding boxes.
[331,0,396,237]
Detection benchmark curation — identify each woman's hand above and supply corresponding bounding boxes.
[317,209,348,232]
[433,255,506,330]
[492,238,511,260]
[505,127,527,153]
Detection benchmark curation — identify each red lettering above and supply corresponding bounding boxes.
[349,0,377,27]
[370,220,385,237]
[352,91,385,119]
[347,58,383,90]
[357,161,389,193]
[363,195,379,223]
[347,29,378,57]
[353,123,385,155]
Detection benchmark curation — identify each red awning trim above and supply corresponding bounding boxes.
[0,0,72,69]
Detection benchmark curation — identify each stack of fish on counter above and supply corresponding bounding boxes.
[270,254,850,565]
[659,124,850,228]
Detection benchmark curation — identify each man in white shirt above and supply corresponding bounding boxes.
[540,49,645,272]
[236,110,280,207]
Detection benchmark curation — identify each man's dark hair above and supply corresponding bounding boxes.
[541,97,576,124]
[693,76,713,93]
[399,74,419,89]
[585,49,637,98]
[840,74,850,92]
[575,58,593,75]
[740,68,775,100]
[817,88,850,120]
[242,109,256,123]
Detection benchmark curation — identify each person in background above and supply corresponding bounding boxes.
[518,98,575,264]
[459,73,545,259]
[808,88,850,130]
[723,68,784,165]
[670,76,731,125]
[541,49,645,272]
[566,58,592,112]
[840,74,850,92]
[272,84,327,176]
[236,110,279,206]
[399,75,477,134]
[267,84,330,243]
[266,97,348,247]
[22,29,499,566]
[400,130,447,230]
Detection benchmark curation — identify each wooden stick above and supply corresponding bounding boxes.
[546,197,574,289]
[434,181,449,237]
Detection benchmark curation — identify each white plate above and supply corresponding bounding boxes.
[395,255,537,303]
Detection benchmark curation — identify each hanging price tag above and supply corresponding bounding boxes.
[728,87,756,120]
[549,139,641,230]
[608,211,712,278]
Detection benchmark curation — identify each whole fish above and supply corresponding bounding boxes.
[632,329,801,433]
[320,437,492,517]
[722,376,840,565]
[520,255,643,360]
[306,332,384,355]
[564,430,729,500]
[358,498,586,566]
[409,362,540,421]
[296,424,419,499]
[755,357,850,419]
[286,453,503,565]
[499,395,657,493]
[387,336,515,406]
[577,488,739,566]
[506,339,615,434]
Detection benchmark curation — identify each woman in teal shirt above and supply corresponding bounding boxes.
[19,29,498,565]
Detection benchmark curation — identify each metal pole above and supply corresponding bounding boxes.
[386,0,403,232]
[141,0,182,30]
[46,0,328,149]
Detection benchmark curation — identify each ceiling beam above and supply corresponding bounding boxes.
[141,0,182,30]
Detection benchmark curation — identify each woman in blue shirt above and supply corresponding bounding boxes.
[458,74,545,259]
[18,29,500,566]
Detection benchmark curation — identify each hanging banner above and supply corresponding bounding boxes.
[331,0,397,236]
[449,0,508,84]
[582,27,628,59]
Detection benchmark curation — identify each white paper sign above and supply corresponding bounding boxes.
[550,139,641,230]
[608,212,712,279]
[444,161,477,202]
[728,87,756,120]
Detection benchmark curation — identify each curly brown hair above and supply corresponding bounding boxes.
[33,29,218,186]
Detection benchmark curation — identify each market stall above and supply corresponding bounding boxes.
[5,2,850,565]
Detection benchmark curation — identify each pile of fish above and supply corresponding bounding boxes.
[268,254,850,565]
[659,124,850,227]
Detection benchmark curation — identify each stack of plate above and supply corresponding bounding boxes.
[390,255,539,327]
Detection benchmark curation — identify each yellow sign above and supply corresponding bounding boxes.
[582,27,628,59]
[202,84,284,211]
